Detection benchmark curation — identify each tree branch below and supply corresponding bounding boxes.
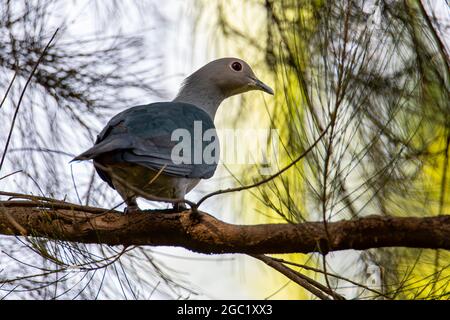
[0,201,449,254]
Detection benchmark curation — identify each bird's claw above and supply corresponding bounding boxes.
[173,202,187,212]
[124,205,140,214]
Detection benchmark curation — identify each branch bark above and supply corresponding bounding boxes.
[0,201,449,254]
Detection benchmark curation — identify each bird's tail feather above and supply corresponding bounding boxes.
[71,137,132,163]
[70,148,97,162]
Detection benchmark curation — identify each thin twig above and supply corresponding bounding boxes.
[0,72,17,110]
[270,257,390,298]
[0,170,22,181]
[196,122,331,206]
[251,254,332,300]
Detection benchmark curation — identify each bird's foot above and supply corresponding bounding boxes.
[173,202,187,212]
[124,205,140,214]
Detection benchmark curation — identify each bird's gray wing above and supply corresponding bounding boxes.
[73,102,219,185]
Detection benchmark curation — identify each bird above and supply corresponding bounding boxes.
[72,57,273,213]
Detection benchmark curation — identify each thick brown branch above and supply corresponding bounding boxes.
[0,202,449,254]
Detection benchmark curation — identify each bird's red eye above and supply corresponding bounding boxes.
[231,62,242,71]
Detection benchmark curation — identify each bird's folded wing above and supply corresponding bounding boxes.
[73,102,219,180]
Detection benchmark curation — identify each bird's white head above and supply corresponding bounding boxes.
[174,57,273,118]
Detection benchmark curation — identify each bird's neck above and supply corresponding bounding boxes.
[173,83,225,120]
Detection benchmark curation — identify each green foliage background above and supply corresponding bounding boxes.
[201,0,449,299]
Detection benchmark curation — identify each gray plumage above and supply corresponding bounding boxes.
[73,57,273,212]
[74,102,217,180]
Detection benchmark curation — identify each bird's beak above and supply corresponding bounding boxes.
[251,77,274,95]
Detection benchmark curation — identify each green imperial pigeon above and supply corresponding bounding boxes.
[73,58,273,212]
